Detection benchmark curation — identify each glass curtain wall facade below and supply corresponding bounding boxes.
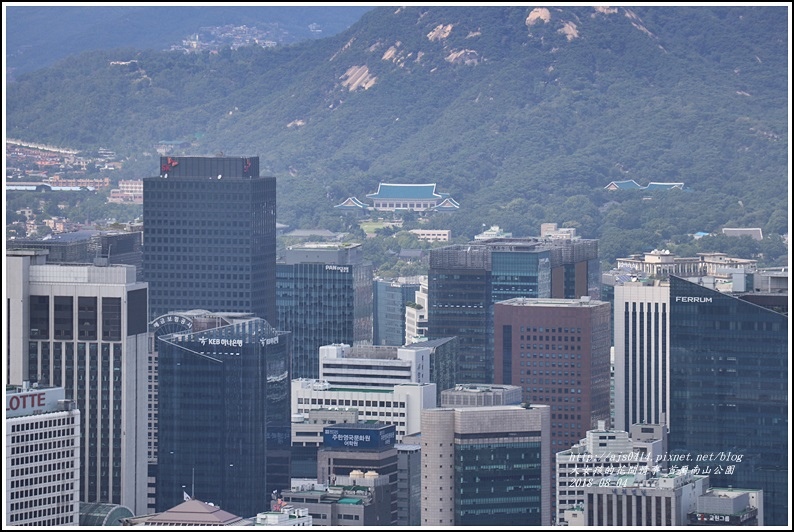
[276,252,373,380]
[455,441,543,526]
[373,279,420,346]
[428,263,491,383]
[156,318,291,518]
[428,239,596,385]
[142,156,276,323]
[668,276,788,526]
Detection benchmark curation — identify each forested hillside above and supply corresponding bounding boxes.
[6,6,789,265]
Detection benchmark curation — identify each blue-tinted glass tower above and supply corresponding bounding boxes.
[143,156,276,322]
[156,318,291,518]
[668,276,788,526]
[276,243,373,379]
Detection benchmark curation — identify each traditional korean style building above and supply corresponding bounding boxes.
[365,183,459,212]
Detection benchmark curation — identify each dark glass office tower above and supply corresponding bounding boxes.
[668,276,788,526]
[142,156,276,322]
[156,318,291,518]
[428,238,598,383]
[276,243,373,379]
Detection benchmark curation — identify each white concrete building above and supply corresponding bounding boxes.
[255,506,313,526]
[615,249,756,279]
[613,280,671,432]
[6,249,149,514]
[319,343,432,388]
[404,278,428,345]
[440,383,522,407]
[291,380,436,442]
[409,229,451,242]
[555,421,667,525]
[565,469,763,526]
[6,385,81,526]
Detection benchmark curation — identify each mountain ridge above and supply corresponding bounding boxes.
[5,6,789,262]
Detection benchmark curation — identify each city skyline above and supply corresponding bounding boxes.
[4,4,790,528]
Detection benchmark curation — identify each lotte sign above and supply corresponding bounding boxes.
[6,387,65,418]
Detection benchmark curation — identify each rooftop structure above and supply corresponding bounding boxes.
[613,249,757,280]
[440,383,523,407]
[255,505,312,526]
[474,224,512,240]
[278,474,393,526]
[362,183,459,212]
[122,499,251,526]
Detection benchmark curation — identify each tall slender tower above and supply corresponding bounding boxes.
[668,276,788,526]
[6,249,149,514]
[156,317,291,518]
[494,297,612,455]
[276,243,373,379]
[143,156,276,323]
[613,280,671,432]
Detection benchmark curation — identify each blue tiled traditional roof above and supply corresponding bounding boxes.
[644,182,684,191]
[605,180,684,191]
[366,183,442,200]
[433,198,460,211]
[334,197,369,210]
[604,180,643,190]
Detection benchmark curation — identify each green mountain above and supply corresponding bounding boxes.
[6,6,789,263]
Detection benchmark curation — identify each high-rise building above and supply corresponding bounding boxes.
[142,156,277,322]
[290,408,360,479]
[564,469,763,526]
[668,276,788,526]
[493,296,611,454]
[155,317,291,518]
[291,380,435,443]
[6,249,149,513]
[276,243,373,379]
[395,442,421,526]
[373,277,422,346]
[613,280,671,432]
[278,474,393,525]
[318,344,428,388]
[317,423,399,525]
[555,421,668,525]
[6,385,81,527]
[420,403,551,526]
[427,236,599,383]
[405,337,458,404]
[8,229,144,280]
[404,277,429,345]
[146,310,259,513]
